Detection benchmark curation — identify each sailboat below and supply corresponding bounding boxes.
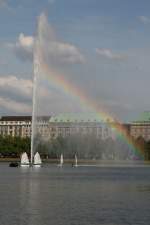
[74,154,78,167]
[58,154,63,167]
[33,152,42,167]
[20,152,30,167]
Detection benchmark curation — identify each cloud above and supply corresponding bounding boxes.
[0,75,32,114]
[0,76,33,99]
[38,13,85,64]
[96,48,126,60]
[7,33,34,62]
[0,75,54,114]
[42,41,85,64]
[13,33,34,61]
[138,16,150,24]
[0,74,87,115]
[11,13,85,64]
[0,75,53,100]
[39,13,85,64]
[0,97,31,113]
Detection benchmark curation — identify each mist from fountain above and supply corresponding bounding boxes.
[30,13,142,163]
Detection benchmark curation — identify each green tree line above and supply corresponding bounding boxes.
[0,135,30,157]
[0,135,150,160]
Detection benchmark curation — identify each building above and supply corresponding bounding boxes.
[0,114,130,141]
[130,111,150,141]
[0,116,32,138]
[0,116,51,139]
[35,116,51,139]
[49,113,115,140]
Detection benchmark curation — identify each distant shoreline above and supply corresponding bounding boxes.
[0,158,58,163]
[0,158,150,164]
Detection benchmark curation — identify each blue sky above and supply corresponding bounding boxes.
[0,0,150,121]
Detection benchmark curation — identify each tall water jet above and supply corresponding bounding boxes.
[31,42,37,165]
[31,13,50,165]
[31,17,41,165]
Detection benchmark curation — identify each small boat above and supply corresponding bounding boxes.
[58,154,63,167]
[9,162,19,167]
[33,152,42,167]
[20,152,30,167]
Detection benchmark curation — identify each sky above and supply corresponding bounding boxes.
[0,0,150,121]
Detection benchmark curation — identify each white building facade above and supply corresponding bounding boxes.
[0,116,32,138]
[0,114,116,140]
[49,113,115,140]
[130,112,150,141]
[0,116,51,138]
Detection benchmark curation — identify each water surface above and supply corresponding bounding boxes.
[0,163,150,225]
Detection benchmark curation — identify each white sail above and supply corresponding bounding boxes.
[34,152,42,166]
[75,154,78,167]
[21,152,30,166]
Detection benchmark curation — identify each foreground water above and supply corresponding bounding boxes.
[0,162,150,225]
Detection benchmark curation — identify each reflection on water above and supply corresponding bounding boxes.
[20,167,42,225]
[0,163,150,225]
[137,185,150,193]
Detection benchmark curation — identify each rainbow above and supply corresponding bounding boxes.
[36,50,145,160]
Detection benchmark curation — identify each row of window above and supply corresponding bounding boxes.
[0,121,31,125]
[51,127,104,132]
[131,128,150,133]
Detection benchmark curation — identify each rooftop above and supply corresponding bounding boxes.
[0,116,51,122]
[133,111,150,123]
[0,116,32,121]
[49,112,111,123]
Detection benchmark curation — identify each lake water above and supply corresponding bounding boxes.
[0,162,150,225]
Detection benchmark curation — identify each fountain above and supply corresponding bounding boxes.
[28,13,142,165]
[30,17,42,166]
[74,154,78,167]
[58,154,64,167]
